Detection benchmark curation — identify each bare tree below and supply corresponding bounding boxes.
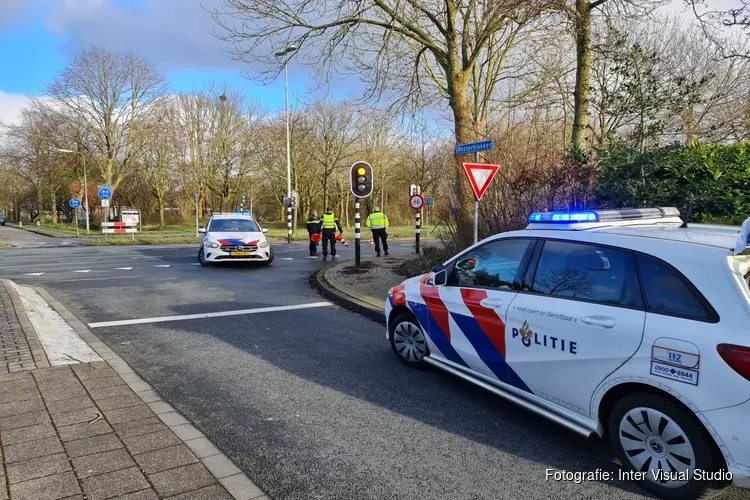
[46,46,166,211]
[211,0,549,244]
[138,99,176,228]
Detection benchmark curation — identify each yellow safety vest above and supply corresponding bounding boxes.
[321,213,338,229]
[366,212,389,229]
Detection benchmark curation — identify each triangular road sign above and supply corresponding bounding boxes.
[462,162,500,201]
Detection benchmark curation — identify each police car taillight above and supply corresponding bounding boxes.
[717,344,750,382]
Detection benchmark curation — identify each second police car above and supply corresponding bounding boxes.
[198,212,273,266]
[385,207,750,499]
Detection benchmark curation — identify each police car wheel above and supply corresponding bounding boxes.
[608,392,724,500]
[198,247,210,267]
[389,312,429,369]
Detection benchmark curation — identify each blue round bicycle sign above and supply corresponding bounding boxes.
[69,198,81,208]
[98,188,112,200]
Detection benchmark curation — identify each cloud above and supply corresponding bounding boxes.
[0,0,30,29]
[0,91,33,126]
[43,0,238,73]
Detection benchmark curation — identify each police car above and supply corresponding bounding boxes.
[198,212,273,266]
[385,207,750,499]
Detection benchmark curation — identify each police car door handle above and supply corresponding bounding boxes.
[580,316,616,328]
[479,298,503,308]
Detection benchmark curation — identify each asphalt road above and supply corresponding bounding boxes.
[0,225,747,500]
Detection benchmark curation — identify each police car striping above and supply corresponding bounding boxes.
[385,207,750,499]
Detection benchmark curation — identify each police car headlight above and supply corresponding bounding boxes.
[206,241,220,249]
[258,240,269,248]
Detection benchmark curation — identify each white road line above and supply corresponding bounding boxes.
[153,265,170,268]
[88,301,334,328]
[24,273,44,276]
[306,256,318,259]
[73,270,91,273]
[115,267,133,270]
[190,263,201,266]
[281,257,294,260]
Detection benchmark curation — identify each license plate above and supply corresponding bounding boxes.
[231,251,251,256]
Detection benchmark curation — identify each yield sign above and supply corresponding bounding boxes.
[462,162,500,201]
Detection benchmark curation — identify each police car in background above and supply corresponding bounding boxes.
[198,212,273,266]
[385,207,750,499]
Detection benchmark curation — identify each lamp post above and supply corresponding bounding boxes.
[57,148,89,234]
[275,45,297,244]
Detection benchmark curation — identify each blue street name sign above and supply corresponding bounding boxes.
[455,140,494,155]
[425,197,434,206]
[69,198,81,208]
[98,187,113,200]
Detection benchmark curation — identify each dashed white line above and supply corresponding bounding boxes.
[306,256,318,259]
[24,273,44,276]
[153,265,170,268]
[88,301,334,328]
[73,270,91,273]
[114,267,133,270]
[281,258,294,260]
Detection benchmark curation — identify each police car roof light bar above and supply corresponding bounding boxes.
[528,207,680,223]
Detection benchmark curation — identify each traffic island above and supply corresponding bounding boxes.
[312,255,412,323]
[0,279,267,500]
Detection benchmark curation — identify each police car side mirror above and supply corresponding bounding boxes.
[198,227,206,234]
[433,269,447,286]
[432,264,444,273]
[262,228,268,233]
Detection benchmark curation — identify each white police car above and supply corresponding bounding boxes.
[385,207,750,499]
[198,212,273,266]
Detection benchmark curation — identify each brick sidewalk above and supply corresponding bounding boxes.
[319,255,412,313]
[0,282,267,500]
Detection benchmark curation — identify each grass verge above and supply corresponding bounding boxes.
[85,237,200,246]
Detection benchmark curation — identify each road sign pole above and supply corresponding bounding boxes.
[75,208,79,238]
[194,194,199,238]
[415,209,421,254]
[354,198,361,266]
[473,151,479,244]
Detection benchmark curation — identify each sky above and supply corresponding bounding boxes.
[0,0,735,126]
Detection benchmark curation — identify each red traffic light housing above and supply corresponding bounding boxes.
[350,161,373,198]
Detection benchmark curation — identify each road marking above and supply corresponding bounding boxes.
[153,265,170,268]
[114,267,133,270]
[190,263,201,266]
[281,258,293,260]
[88,302,334,328]
[73,270,91,273]
[24,273,44,276]
[306,256,318,259]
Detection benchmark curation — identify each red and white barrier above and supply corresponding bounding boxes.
[102,221,138,236]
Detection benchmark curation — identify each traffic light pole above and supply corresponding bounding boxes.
[415,209,421,254]
[354,198,361,266]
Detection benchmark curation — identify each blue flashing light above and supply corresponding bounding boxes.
[528,211,598,223]
[235,210,252,215]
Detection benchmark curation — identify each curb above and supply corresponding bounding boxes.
[7,223,68,238]
[32,285,270,500]
[309,263,385,325]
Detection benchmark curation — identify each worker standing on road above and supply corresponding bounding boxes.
[320,207,343,262]
[306,210,322,257]
[365,206,389,257]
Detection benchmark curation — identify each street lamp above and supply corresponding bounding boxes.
[275,45,297,244]
[57,148,89,234]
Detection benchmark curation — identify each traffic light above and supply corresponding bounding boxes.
[350,161,373,198]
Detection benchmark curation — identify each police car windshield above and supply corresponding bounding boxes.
[208,219,259,233]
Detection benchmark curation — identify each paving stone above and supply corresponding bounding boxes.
[80,375,125,390]
[134,444,198,474]
[149,463,216,498]
[201,454,241,479]
[0,371,31,384]
[4,436,63,463]
[72,364,116,380]
[184,437,221,459]
[123,429,181,455]
[72,448,136,479]
[167,484,234,500]
[96,394,144,411]
[1,389,41,404]
[37,379,83,393]
[0,410,49,431]
[112,490,158,500]
[0,379,35,395]
[39,386,88,403]
[158,411,189,427]
[127,381,152,393]
[1,422,56,445]
[104,404,154,424]
[8,471,80,500]
[81,467,149,500]
[89,384,134,400]
[6,452,71,484]
[0,397,45,418]
[64,433,123,458]
[136,390,161,403]
[32,365,73,380]
[51,407,101,427]
[58,419,112,442]
[45,396,96,415]
[219,473,266,500]
[112,416,169,438]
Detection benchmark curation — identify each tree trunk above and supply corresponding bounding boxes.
[449,86,475,247]
[51,191,58,225]
[572,0,592,151]
[158,195,165,228]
